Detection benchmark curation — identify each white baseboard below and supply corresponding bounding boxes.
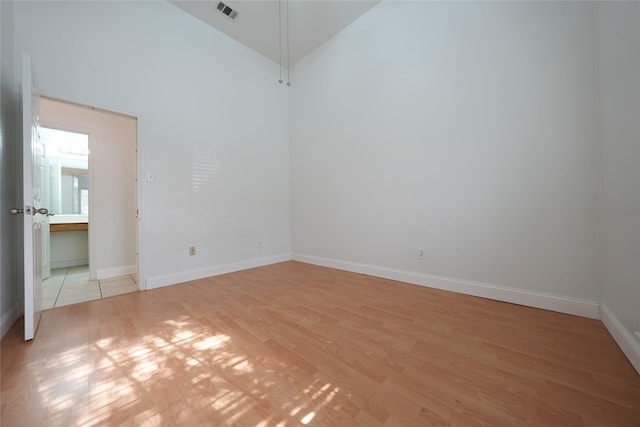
[51,258,89,269]
[97,265,136,280]
[146,254,292,290]
[601,304,640,375]
[292,253,601,320]
[1,302,20,339]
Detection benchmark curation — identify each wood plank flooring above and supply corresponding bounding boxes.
[1,261,639,426]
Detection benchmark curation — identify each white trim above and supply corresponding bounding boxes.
[292,253,601,320]
[97,265,137,280]
[51,259,89,269]
[601,304,640,375]
[40,94,140,122]
[1,303,21,339]
[38,94,141,286]
[88,122,96,281]
[136,118,145,291]
[146,254,292,290]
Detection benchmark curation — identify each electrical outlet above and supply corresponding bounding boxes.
[189,246,196,256]
[418,248,425,260]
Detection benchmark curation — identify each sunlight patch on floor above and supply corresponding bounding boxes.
[12,306,349,426]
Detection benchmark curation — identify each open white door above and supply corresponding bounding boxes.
[22,52,46,341]
[41,157,51,280]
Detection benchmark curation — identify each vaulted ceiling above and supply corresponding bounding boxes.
[169,0,380,67]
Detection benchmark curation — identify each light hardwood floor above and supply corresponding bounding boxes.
[1,261,639,426]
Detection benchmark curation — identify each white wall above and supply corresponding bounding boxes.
[290,2,601,308]
[50,231,88,269]
[5,0,640,370]
[596,2,640,371]
[0,0,20,337]
[13,1,291,288]
[41,98,136,279]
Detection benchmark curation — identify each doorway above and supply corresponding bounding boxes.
[39,97,138,308]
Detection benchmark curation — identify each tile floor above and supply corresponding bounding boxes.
[42,265,138,309]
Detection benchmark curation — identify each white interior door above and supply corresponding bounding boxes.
[22,52,45,341]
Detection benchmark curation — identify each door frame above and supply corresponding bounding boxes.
[38,94,145,291]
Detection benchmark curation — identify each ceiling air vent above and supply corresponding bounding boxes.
[216,2,239,21]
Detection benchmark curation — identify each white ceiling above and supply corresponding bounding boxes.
[169,0,380,67]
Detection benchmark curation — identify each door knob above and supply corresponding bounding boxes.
[10,207,49,215]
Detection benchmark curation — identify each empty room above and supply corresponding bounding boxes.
[1,1,639,426]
